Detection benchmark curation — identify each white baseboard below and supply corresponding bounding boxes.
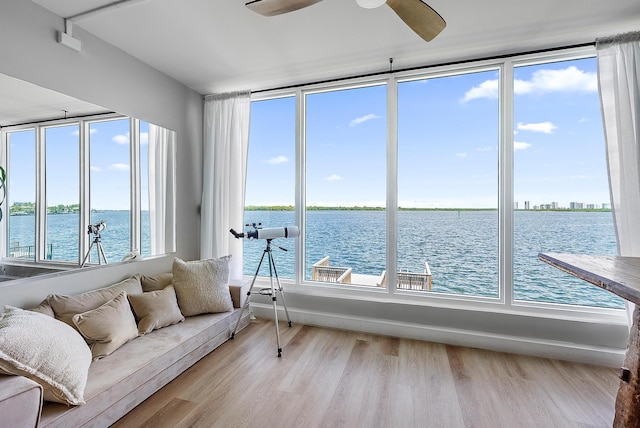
[250,303,625,368]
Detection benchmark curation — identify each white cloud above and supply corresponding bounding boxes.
[109,163,129,171]
[325,174,343,182]
[477,146,492,152]
[350,114,380,127]
[140,132,149,145]
[514,141,532,151]
[90,165,101,172]
[463,65,597,102]
[517,66,597,94]
[265,155,288,165]
[517,121,557,134]
[462,80,499,102]
[112,133,130,144]
[456,152,468,158]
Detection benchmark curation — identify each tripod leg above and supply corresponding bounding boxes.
[97,242,109,265]
[231,248,266,339]
[270,251,292,328]
[81,241,96,267]
[267,249,282,357]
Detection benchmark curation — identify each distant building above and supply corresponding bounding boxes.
[524,201,530,210]
[514,202,518,210]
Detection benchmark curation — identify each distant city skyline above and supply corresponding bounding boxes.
[515,200,610,210]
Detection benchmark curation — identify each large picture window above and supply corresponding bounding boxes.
[243,49,622,311]
[305,84,387,287]
[512,57,623,308]
[244,96,296,279]
[398,70,499,298]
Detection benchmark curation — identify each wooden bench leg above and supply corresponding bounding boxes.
[614,305,640,427]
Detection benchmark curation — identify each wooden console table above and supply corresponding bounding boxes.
[539,252,640,427]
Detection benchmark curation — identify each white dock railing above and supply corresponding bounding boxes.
[312,257,432,291]
[311,256,352,283]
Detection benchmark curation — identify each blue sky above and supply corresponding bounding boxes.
[246,56,608,209]
[8,119,150,210]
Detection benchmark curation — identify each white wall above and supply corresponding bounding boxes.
[0,0,202,306]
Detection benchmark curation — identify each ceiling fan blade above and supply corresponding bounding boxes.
[245,0,323,16]
[386,0,446,42]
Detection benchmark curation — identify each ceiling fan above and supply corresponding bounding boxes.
[245,0,446,42]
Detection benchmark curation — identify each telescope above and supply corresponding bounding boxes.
[230,223,299,240]
[87,220,106,235]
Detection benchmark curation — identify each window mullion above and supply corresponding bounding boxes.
[387,77,398,296]
[500,61,514,307]
[79,120,90,265]
[130,118,141,254]
[296,89,305,284]
[35,126,46,263]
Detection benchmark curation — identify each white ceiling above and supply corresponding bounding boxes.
[3,0,639,127]
[0,74,109,128]
[30,0,640,94]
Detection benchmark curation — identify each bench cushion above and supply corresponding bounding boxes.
[0,375,43,428]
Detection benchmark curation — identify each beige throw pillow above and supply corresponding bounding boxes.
[72,292,139,361]
[128,285,185,334]
[0,306,91,405]
[49,274,143,327]
[140,272,173,292]
[172,256,234,317]
[28,297,55,318]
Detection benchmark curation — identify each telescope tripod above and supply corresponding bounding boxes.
[81,232,108,267]
[230,238,292,357]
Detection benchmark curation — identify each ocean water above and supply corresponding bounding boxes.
[8,211,151,263]
[9,209,622,309]
[243,210,624,309]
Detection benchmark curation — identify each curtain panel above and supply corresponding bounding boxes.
[149,124,177,255]
[201,91,251,280]
[597,31,640,325]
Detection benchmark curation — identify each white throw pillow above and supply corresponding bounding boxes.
[172,256,234,317]
[0,306,91,405]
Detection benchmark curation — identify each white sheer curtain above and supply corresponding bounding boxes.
[148,124,176,255]
[597,31,640,325]
[201,91,251,280]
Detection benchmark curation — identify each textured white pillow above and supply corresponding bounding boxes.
[0,306,91,405]
[172,256,234,317]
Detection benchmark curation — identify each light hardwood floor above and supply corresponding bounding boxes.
[112,318,619,428]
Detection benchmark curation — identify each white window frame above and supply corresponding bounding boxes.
[0,113,146,267]
[245,46,625,324]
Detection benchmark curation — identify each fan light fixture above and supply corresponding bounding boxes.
[246,0,446,42]
[356,0,386,8]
